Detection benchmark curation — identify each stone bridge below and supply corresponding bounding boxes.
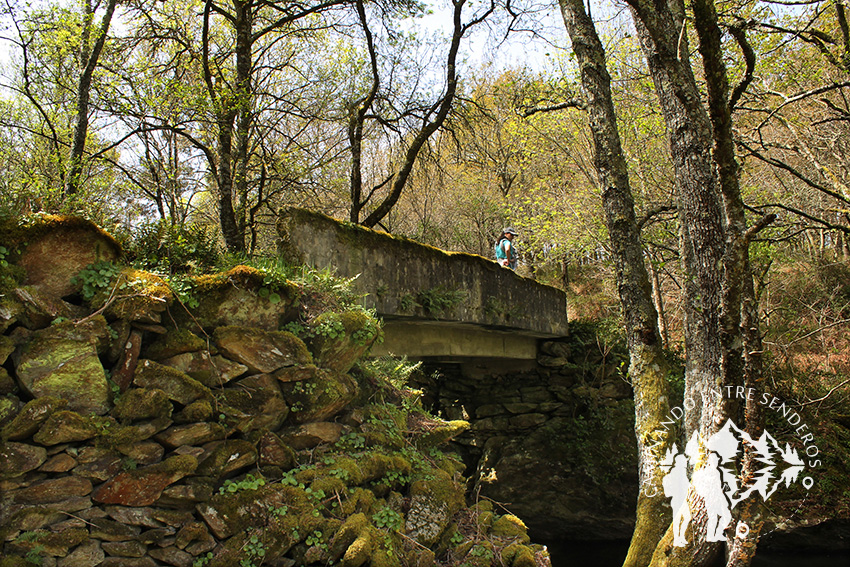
[276,208,568,363]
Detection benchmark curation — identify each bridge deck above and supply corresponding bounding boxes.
[277,208,568,360]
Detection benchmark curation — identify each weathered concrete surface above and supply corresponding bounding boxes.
[276,208,568,353]
[372,321,539,360]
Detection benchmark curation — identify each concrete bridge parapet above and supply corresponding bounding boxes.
[277,208,568,360]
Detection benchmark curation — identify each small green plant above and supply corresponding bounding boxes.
[283,320,307,337]
[71,260,123,300]
[193,552,214,567]
[378,469,411,488]
[292,381,318,395]
[372,508,403,531]
[315,315,346,340]
[14,532,44,566]
[330,467,350,481]
[268,504,288,519]
[257,285,282,304]
[166,274,200,309]
[334,432,366,451]
[305,530,327,549]
[399,293,417,312]
[240,533,267,567]
[468,544,494,561]
[304,486,326,502]
[450,531,464,546]
[219,474,266,495]
[108,378,121,403]
[416,286,466,316]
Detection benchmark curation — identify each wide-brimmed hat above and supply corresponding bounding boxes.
[503,227,518,235]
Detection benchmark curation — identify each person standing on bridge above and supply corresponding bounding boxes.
[495,227,518,270]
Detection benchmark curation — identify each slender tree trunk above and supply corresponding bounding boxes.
[233,0,252,244]
[556,2,673,565]
[348,0,379,223]
[64,0,117,197]
[648,255,669,349]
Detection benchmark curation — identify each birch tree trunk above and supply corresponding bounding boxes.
[555,2,674,565]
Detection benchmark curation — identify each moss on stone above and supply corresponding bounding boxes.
[342,527,375,567]
[329,512,369,561]
[414,420,469,450]
[193,265,267,293]
[327,456,365,486]
[97,421,157,448]
[112,388,173,421]
[177,399,214,423]
[340,488,377,516]
[32,410,100,445]
[281,369,358,424]
[501,543,537,567]
[133,359,212,405]
[1,397,67,441]
[196,439,257,478]
[311,475,346,496]
[93,267,173,317]
[143,328,207,360]
[490,514,530,543]
[12,215,121,252]
[370,542,403,567]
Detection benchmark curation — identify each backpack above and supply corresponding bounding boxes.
[494,239,509,260]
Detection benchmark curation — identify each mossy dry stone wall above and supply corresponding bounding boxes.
[0,217,550,567]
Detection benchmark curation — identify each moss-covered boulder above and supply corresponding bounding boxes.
[213,326,312,374]
[215,374,288,433]
[92,455,198,507]
[12,318,111,415]
[10,286,76,330]
[405,470,465,547]
[156,422,227,449]
[143,328,207,360]
[112,388,173,421]
[1,397,67,440]
[93,267,173,323]
[257,431,296,468]
[307,310,381,373]
[159,351,248,387]
[278,422,345,450]
[32,410,99,445]
[173,266,299,332]
[0,441,47,479]
[17,215,121,298]
[133,360,212,405]
[279,369,359,424]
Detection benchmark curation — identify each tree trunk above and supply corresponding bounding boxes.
[64,0,117,198]
[556,2,673,565]
[233,0,253,245]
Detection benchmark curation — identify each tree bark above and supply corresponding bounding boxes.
[555,2,673,565]
[64,0,118,198]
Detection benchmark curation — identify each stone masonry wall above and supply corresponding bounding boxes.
[412,327,639,543]
[0,217,549,567]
